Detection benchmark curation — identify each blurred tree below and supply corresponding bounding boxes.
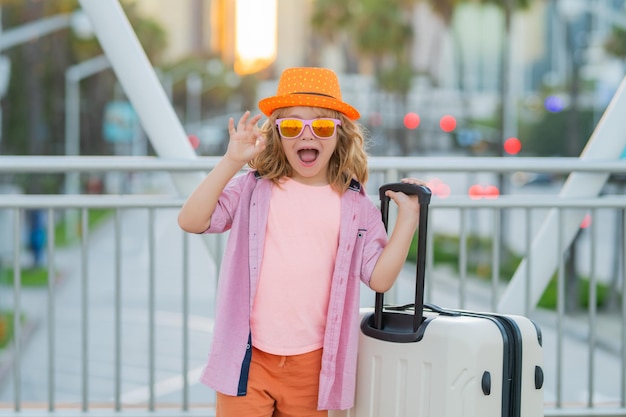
[519,108,592,156]
[604,25,626,62]
[311,0,418,154]
[478,0,531,152]
[0,0,166,193]
[311,0,534,155]
[311,0,464,82]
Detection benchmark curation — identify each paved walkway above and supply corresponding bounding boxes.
[0,206,219,407]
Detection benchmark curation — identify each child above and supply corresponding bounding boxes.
[178,67,421,416]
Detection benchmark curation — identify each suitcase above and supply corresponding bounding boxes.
[331,182,544,417]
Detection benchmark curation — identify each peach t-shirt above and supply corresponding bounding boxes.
[250,178,341,355]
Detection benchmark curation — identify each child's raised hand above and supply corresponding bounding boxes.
[384,177,425,217]
[225,111,267,164]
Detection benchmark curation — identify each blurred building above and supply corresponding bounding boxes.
[130,0,530,90]
[125,0,625,88]
[133,0,315,76]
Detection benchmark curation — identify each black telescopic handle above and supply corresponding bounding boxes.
[375,183,432,332]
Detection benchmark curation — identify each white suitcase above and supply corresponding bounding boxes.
[331,183,544,417]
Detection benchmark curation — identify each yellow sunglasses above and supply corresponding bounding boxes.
[275,118,341,140]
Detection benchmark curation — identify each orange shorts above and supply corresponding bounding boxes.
[216,346,328,417]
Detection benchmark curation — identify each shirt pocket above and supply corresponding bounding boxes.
[348,228,368,278]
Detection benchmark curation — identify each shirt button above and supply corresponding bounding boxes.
[246,344,251,349]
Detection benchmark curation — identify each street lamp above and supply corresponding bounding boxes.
[65,55,111,193]
[64,55,110,240]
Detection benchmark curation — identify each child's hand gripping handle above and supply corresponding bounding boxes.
[376,183,432,332]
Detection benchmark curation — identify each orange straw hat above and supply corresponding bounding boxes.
[258,67,360,120]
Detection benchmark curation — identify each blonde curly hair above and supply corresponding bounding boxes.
[249,107,370,193]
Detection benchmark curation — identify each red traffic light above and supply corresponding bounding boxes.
[403,112,420,130]
[504,137,522,155]
[439,115,456,132]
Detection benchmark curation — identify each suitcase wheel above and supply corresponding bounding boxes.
[535,366,544,389]
[481,371,491,395]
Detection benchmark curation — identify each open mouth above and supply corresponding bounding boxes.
[298,149,319,164]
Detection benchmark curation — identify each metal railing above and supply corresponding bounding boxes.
[0,156,625,417]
